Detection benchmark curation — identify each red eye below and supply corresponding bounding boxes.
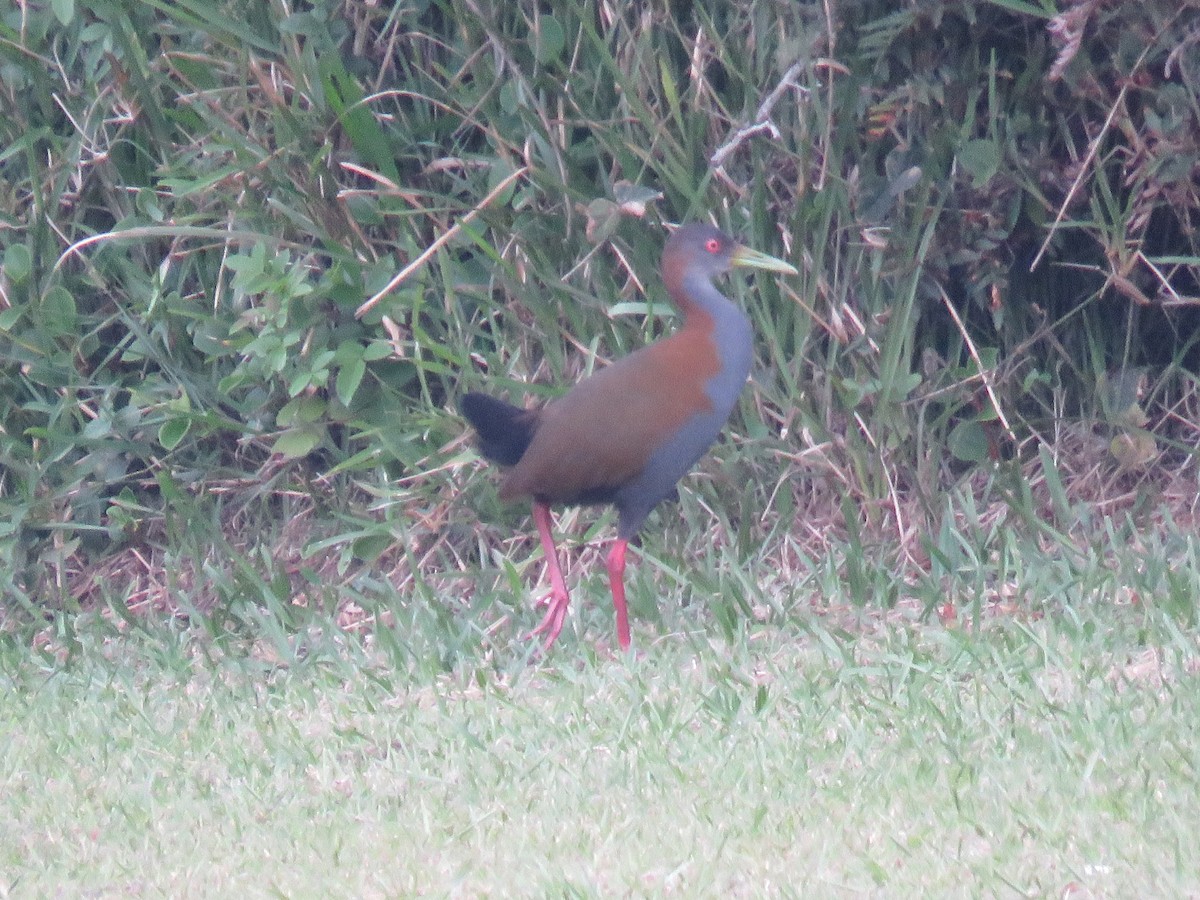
[705,238,721,254]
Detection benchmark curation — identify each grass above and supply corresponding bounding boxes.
[4,524,1200,896]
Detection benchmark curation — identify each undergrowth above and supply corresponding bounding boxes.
[0,0,1198,657]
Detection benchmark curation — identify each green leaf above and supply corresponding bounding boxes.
[51,0,75,27]
[352,533,392,563]
[980,0,1054,19]
[41,286,77,334]
[83,416,112,439]
[608,301,674,319]
[159,164,245,197]
[612,181,662,216]
[158,417,191,451]
[1037,443,1073,524]
[948,420,990,463]
[584,197,621,243]
[333,341,364,365]
[363,341,393,361]
[0,307,23,331]
[272,427,323,458]
[958,139,1000,186]
[319,56,400,184]
[499,80,521,116]
[336,357,366,406]
[533,15,565,63]
[153,471,186,504]
[4,244,32,284]
[659,57,682,129]
[1110,430,1157,470]
[278,395,327,426]
[217,371,247,394]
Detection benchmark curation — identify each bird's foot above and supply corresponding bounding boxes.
[523,590,570,651]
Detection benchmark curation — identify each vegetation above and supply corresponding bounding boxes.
[1,0,1199,891]
[4,608,1200,896]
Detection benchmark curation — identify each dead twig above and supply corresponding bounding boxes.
[355,165,529,319]
[710,62,808,182]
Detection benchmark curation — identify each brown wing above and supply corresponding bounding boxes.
[499,327,718,504]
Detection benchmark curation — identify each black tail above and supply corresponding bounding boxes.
[460,392,539,466]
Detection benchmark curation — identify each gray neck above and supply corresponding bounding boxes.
[682,272,754,414]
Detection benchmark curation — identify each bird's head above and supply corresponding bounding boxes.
[662,223,797,295]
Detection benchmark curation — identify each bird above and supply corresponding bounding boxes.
[461,222,797,652]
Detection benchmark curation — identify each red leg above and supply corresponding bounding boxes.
[606,538,631,650]
[524,501,572,650]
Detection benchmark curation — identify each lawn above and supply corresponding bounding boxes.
[4,585,1198,897]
